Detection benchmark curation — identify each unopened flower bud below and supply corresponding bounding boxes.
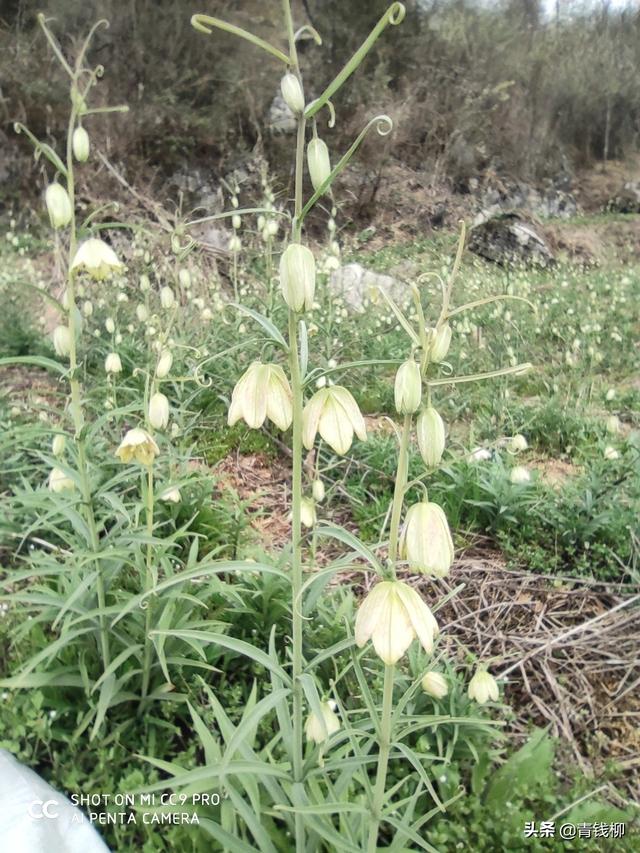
[156,350,173,379]
[394,360,422,414]
[232,214,241,230]
[307,138,331,193]
[279,244,316,313]
[52,434,66,457]
[105,352,122,374]
[105,317,115,334]
[53,325,71,357]
[400,501,454,578]
[178,269,191,289]
[416,407,445,467]
[606,415,620,435]
[72,126,90,162]
[312,479,325,503]
[48,466,75,493]
[300,497,317,528]
[160,286,175,310]
[82,300,93,317]
[148,392,170,430]
[421,671,448,699]
[45,183,72,229]
[280,72,305,115]
[136,304,149,322]
[140,274,151,292]
[430,323,452,363]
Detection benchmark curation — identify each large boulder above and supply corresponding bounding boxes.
[607,181,640,214]
[468,213,555,268]
[328,263,409,313]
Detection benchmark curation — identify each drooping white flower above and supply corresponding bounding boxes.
[70,238,123,280]
[355,580,439,665]
[72,126,90,162]
[228,362,293,431]
[416,407,445,467]
[468,669,499,705]
[104,352,122,374]
[45,183,72,229]
[399,501,454,578]
[280,72,305,114]
[305,700,340,745]
[307,138,331,193]
[279,244,316,313]
[509,466,531,484]
[48,466,75,493]
[429,323,452,363]
[303,386,366,455]
[394,359,422,415]
[148,392,170,430]
[52,325,71,357]
[116,428,159,466]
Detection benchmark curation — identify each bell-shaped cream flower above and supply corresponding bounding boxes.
[394,359,422,415]
[160,486,182,503]
[45,183,72,229]
[429,323,452,363]
[509,465,531,484]
[115,428,159,466]
[52,325,71,357]
[105,352,122,374]
[399,501,454,578]
[305,700,340,745]
[468,668,499,705]
[70,238,123,280]
[509,434,528,453]
[604,445,620,461]
[421,671,448,700]
[148,392,170,430]
[303,385,366,455]
[279,244,316,313]
[280,72,305,115]
[355,580,439,665]
[228,362,293,431]
[48,467,75,493]
[307,138,331,193]
[312,479,325,503]
[416,407,445,468]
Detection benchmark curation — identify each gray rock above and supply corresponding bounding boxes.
[266,94,296,134]
[468,214,555,268]
[328,263,409,313]
[607,181,640,213]
[477,181,577,221]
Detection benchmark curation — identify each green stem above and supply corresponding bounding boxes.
[288,310,305,850]
[387,414,412,569]
[282,2,307,848]
[140,462,155,701]
[367,664,395,852]
[64,93,110,671]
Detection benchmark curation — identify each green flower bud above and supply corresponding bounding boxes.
[394,359,422,414]
[52,434,66,457]
[72,126,90,162]
[279,244,316,313]
[148,392,170,430]
[156,350,173,379]
[307,138,331,193]
[421,671,448,699]
[45,183,72,229]
[280,72,305,115]
[416,407,445,467]
[429,323,452,363]
[52,325,71,357]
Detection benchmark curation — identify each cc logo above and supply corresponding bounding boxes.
[28,799,59,820]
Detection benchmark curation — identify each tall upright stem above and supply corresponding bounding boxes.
[64,96,110,670]
[388,414,412,569]
[283,2,306,848]
[367,663,395,852]
[141,462,155,701]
